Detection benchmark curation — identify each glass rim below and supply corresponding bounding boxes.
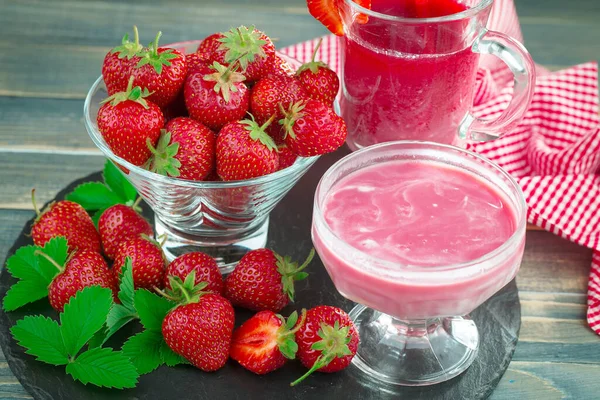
[344,0,494,23]
[83,43,319,189]
[313,140,527,274]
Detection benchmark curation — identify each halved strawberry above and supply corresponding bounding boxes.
[307,0,372,36]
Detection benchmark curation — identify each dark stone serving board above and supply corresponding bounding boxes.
[0,150,521,400]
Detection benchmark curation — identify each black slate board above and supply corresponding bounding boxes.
[0,150,521,400]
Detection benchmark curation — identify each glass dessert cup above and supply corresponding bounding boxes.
[312,141,527,386]
[84,40,318,273]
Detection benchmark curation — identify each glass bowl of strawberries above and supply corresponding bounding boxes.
[84,27,347,273]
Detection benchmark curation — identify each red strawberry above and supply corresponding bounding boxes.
[98,203,153,260]
[291,305,359,386]
[198,26,275,82]
[250,74,309,135]
[186,52,212,75]
[224,248,314,311]
[97,77,164,167]
[296,39,339,106]
[113,235,166,290]
[38,249,117,312]
[281,99,347,156]
[216,117,280,181]
[102,26,144,95]
[161,91,188,122]
[30,191,101,253]
[161,274,235,372]
[264,54,295,78]
[230,310,306,375]
[132,32,187,107]
[184,63,250,131]
[146,118,216,181]
[277,144,298,170]
[164,252,223,295]
[307,0,372,36]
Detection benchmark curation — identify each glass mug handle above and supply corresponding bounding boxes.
[458,29,536,142]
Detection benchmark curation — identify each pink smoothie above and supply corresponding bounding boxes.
[313,160,525,319]
[340,0,480,149]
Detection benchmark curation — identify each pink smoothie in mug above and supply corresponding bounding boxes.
[312,143,526,320]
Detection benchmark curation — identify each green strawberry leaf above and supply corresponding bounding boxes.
[117,258,135,310]
[60,286,113,356]
[65,347,138,389]
[65,182,122,211]
[122,330,163,374]
[134,289,175,332]
[10,315,69,365]
[87,326,108,349]
[159,340,188,366]
[3,279,49,311]
[37,237,69,282]
[104,160,137,205]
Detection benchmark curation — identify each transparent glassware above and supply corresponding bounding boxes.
[312,141,527,386]
[338,0,536,149]
[84,40,319,273]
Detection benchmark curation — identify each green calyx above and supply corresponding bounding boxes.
[290,320,353,386]
[218,25,268,72]
[100,76,152,109]
[145,130,181,178]
[276,309,307,360]
[203,61,246,103]
[240,115,278,151]
[296,38,328,75]
[111,26,144,60]
[158,270,208,306]
[279,101,307,141]
[276,248,315,302]
[135,31,179,75]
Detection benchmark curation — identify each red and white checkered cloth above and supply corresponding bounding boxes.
[281,0,600,335]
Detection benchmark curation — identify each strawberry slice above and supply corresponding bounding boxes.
[307,0,372,36]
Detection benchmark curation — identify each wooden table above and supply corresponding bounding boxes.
[1,0,599,398]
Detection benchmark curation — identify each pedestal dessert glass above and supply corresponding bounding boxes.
[84,40,318,273]
[312,141,526,386]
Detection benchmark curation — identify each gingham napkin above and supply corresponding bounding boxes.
[281,0,600,335]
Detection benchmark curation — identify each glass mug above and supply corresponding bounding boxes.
[338,0,536,150]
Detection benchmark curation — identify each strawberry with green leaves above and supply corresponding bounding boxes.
[230,309,306,375]
[224,248,314,312]
[98,203,153,260]
[36,249,118,312]
[30,190,101,253]
[281,99,347,156]
[113,235,166,290]
[291,305,359,386]
[102,26,144,95]
[296,39,339,106]
[132,31,187,107]
[307,0,372,36]
[164,252,223,295]
[184,62,250,131]
[161,272,235,372]
[264,54,295,78]
[198,26,275,82]
[97,77,164,167]
[216,117,280,181]
[146,118,216,181]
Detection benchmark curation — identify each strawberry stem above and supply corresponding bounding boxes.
[310,38,323,63]
[151,31,162,57]
[290,353,334,387]
[288,309,307,336]
[153,286,177,302]
[132,26,140,49]
[132,196,143,210]
[296,249,315,274]
[157,234,168,247]
[35,250,64,273]
[31,189,40,216]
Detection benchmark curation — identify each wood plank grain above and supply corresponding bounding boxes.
[0,210,33,263]
[0,358,31,399]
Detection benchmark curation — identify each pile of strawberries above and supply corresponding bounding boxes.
[24,193,358,385]
[98,26,347,182]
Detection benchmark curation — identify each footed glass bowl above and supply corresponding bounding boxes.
[84,40,318,273]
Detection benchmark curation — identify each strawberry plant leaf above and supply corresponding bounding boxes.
[134,289,175,331]
[65,182,122,211]
[122,330,163,374]
[65,347,138,389]
[5,245,42,281]
[10,315,69,365]
[60,286,113,356]
[103,160,137,204]
[117,258,135,310]
[87,326,108,349]
[2,279,49,311]
[37,237,69,282]
[106,305,136,340]
[160,340,188,366]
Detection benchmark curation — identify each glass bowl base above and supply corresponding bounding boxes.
[155,217,269,274]
[349,304,479,386]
